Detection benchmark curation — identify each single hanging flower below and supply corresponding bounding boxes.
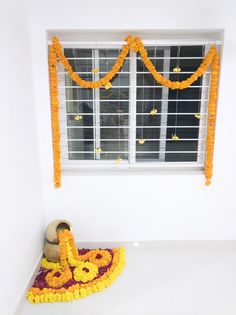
[104,82,112,90]
[172,134,180,141]
[150,108,158,116]
[115,157,123,164]
[173,67,181,72]
[95,148,102,153]
[74,115,83,121]
[138,139,145,144]
[92,68,99,73]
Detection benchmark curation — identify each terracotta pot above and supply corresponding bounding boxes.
[43,239,60,262]
[45,219,72,244]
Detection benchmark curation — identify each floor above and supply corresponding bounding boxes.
[18,242,236,315]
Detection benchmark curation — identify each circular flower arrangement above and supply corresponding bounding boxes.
[88,250,112,267]
[73,261,98,282]
[45,268,72,288]
[27,229,125,303]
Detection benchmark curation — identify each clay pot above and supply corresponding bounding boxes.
[43,239,60,262]
[45,219,72,244]
[43,219,72,262]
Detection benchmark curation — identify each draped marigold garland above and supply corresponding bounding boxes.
[49,35,220,187]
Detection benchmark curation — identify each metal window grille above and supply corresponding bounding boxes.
[57,41,214,172]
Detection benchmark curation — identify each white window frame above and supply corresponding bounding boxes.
[57,39,220,173]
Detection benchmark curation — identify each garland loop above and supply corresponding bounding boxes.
[49,35,220,187]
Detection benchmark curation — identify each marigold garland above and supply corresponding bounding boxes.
[204,53,219,185]
[41,258,60,270]
[49,44,61,188]
[27,229,126,303]
[49,35,220,187]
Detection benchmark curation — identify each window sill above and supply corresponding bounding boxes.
[62,163,204,176]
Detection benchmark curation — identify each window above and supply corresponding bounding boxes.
[57,39,212,171]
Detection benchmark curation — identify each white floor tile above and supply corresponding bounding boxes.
[18,243,236,315]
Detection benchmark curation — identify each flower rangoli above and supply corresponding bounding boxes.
[27,230,125,303]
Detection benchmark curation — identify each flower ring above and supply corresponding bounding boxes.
[73,261,98,283]
[88,250,112,267]
[45,268,72,288]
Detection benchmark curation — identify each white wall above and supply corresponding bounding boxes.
[28,0,236,242]
[0,1,45,314]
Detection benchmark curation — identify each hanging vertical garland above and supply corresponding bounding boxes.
[49,35,220,188]
[204,52,220,185]
[49,44,61,188]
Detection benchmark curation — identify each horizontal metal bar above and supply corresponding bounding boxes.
[65,125,206,129]
[65,56,206,60]
[67,151,129,154]
[65,112,129,114]
[136,151,203,153]
[66,150,203,154]
[65,112,207,116]
[66,113,128,116]
[57,71,130,74]
[58,71,211,75]
[59,85,209,89]
[63,138,205,142]
[63,99,209,102]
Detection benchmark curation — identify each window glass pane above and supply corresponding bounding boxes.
[136,47,165,162]
[166,127,200,139]
[167,101,204,113]
[100,141,129,161]
[100,140,128,151]
[64,48,92,58]
[136,101,161,113]
[100,153,128,160]
[67,114,93,127]
[136,127,160,140]
[65,88,93,100]
[165,140,198,152]
[166,45,205,162]
[167,114,201,127]
[136,115,161,127]
[136,152,160,161]
[67,128,93,140]
[69,153,95,160]
[100,101,129,114]
[111,74,129,86]
[137,87,162,100]
[63,48,130,162]
[100,114,129,126]
[64,48,92,73]
[100,88,129,100]
[68,140,94,152]
[98,50,129,161]
[64,49,94,159]
[100,128,129,139]
[99,49,129,72]
[136,140,160,161]
[66,101,93,114]
[165,152,198,162]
